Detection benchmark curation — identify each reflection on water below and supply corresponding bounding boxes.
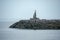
[0,22,60,40]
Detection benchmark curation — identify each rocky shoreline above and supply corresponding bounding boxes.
[9,11,60,30]
[10,19,60,30]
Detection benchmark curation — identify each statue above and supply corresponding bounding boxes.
[33,10,37,19]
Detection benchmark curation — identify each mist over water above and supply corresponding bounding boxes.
[0,22,60,40]
[0,0,60,40]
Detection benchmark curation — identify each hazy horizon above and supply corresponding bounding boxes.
[0,0,60,22]
[0,0,60,40]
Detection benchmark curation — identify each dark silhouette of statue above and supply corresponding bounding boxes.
[33,10,37,19]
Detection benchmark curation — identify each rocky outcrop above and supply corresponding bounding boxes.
[10,19,60,30]
[9,11,60,30]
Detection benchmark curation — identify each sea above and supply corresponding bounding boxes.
[0,21,60,40]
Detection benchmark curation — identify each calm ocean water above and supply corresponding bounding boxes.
[0,22,60,40]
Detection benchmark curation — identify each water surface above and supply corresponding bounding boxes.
[0,22,60,40]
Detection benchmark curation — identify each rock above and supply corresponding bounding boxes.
[9,11,60,30]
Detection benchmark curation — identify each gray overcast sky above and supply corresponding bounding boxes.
[0,0,60,21]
